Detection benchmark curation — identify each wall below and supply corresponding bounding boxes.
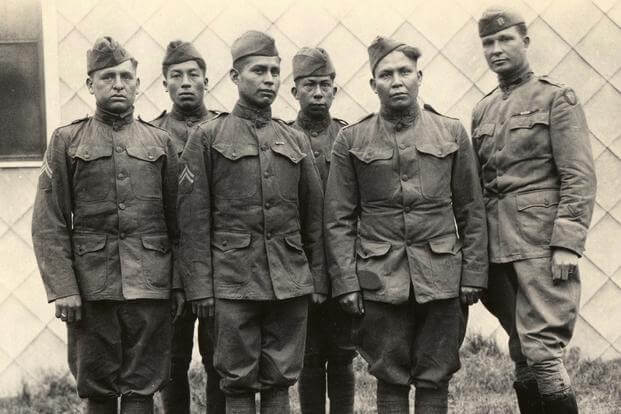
[0,0,620,397]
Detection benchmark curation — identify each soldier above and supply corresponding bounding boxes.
[31,37,183,414]
[325,36,488,414]
[472,8,596,414]
[151,40,225,414]
[288,47,356,414]
[177,31,325,414]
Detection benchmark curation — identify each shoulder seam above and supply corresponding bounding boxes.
[342,113,374,130]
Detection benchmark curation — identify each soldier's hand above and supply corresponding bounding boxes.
[171,290,185,324]
[55,294,82,324]
[311,293,328,305]
[191,298,215,319]
[552,248,579,284]
[460,286,483,306]
[339,292,364,316]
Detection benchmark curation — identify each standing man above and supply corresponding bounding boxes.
[289,47,356,414]
[472,8,596,413]
[177,31,325,414]
[151,40,225,414]
[325,36,488,414]
[31,37,183,414]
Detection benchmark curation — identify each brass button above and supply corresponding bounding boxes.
[399,144,407,150]
[115,145,124,153]
[401,174,408,182]
[186,120,194,127]
[266,232,272,239]
[118,202,126,210]
[147,153,154,160]
[406,239,413,246]
[404,206,411,213]
[265,202,271,209]
[119,232,126,239]
[313,151,320,157]
[264,171,270,178]
[311,131,318,137]
[222,240,228,247]
[117,172,125,180]
[260,145,269,151]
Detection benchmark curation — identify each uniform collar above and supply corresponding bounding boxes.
[170,103,209,122]
[380,104,419,131]
[498,63,533,94]
[296,111,331,134]
[232,102,272,128]
[94,105,134,128]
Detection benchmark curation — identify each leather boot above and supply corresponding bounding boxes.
[299,361,326,414]
[260,387,290,414]
[514,380,544,414]
[327,361,355,414]
[226,393,256,414]
[541,390,579,414]
[376,380,409,414]
[120,396,153,414]
[414,386,448,414]
[86,398,118,414]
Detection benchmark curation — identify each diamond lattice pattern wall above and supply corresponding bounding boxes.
[1,0,620,397]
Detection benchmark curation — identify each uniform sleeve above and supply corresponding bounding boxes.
[177,126,214,300]
[162,136,182,290]
[324,129,360,297]
[297,133,328,294]
[31,130,80,302]
[549,89,597,256]
[451,122,489,289]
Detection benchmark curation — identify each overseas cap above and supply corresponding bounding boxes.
[478,7,525,37]
[87,36,134,75]
[162,40,206,74]
[231,30,279,63]
[292,47,335,81]
[368,36,418,75]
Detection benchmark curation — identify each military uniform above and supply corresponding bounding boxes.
[473,8,597,414]
[177,30,325,414]
[325,37,487,414]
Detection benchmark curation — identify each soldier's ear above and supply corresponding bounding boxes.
[523,35,530,49]
[204,77,209,90]
[162,79,168,92]
[369,78,377,94]
[229,68,240,85]
[86,77,94,95]
[417,70,423,85]
[333,86,338,96]
[291,86,298,100]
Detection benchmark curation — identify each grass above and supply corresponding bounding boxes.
[1,334,620,413]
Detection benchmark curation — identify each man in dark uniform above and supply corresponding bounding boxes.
[151,40,225,414]
[31,37,183,414]
[288,47,356,414]
[325,36,488,414]
[177,31,325,414]
[472,8,596,414]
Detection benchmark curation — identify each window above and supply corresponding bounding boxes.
[0,0,45,161]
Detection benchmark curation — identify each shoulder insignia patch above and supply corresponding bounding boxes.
[40,158,53,179]
[178,164,195,185]
[563,88,577,106]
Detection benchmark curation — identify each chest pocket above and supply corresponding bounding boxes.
[126,145,166,200]
[415,141,458,200]
[270,141,305,202]
[212,142,259,199]
[349,146,395,202]
[507,111,551,158]
[71,145,114,202]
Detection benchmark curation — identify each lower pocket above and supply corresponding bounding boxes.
[73,234,108,295]
[141,234,172,288]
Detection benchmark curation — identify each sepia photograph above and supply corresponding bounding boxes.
[0,0,619,412]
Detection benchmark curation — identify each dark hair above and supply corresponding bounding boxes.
[162,59,206,78]
[373,46,421,77]
[233,55,281,72]
[515,23,528,38]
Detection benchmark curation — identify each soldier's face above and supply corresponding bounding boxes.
[370,51,421,112]
[481,26,530,75]
[292,75,336,117]
[164,60,207,111]
[87,60,139,113]
[231,56,281,108]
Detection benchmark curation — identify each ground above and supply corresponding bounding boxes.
[1,334,619,413]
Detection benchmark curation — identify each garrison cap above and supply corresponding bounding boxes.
[292,47,335,81]
[231,31,279,63]
[478,7,525,37]
[368,36,419,75]
[162,40,206,74]
[87,36,134,75]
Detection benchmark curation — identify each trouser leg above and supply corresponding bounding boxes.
[85,398,118,414]
[531,358,578,414]
[198,315,226,414]
[326,300,356,414]
[260,387,290,414]
[160,304,195,414]
[376,380,409,414]
[514,360,544,414]
[299,302,326,414]
[225,394,256,414]
[327,359,355,414]
[119,396,153,414]
[414,386,448,414]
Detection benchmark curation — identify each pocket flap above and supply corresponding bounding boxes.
[212,142,259,161]
[428,234,462,255]
[73,145,113,161]
[415,141,459,158]
[126,145,166,162]
[73,234,107,255]
[356,239,391,259]
[516,190,560,211]
[284,233,305,252]
[473,123,495,138]
[349,147,393,164]
[509,112,549,130]
[212,231,251,251]
[271,141,306,164]
[141,235,171,253]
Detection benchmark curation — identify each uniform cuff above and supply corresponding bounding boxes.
[550,218,588,257]
[460,269,488,289]
[331,273,360,298]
